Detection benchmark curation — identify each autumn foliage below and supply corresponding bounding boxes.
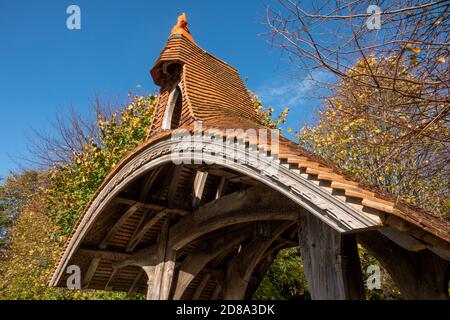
[299,56,449,216]
[0,95,157,299]
[46,95,157,238]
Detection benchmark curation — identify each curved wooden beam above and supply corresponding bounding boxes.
[173,224,252,299]
[244,248,281,300]
[140,166,164,202]
[358,230,449,300]
[112,244,157,269]
[126,208,170,252]
[223,221,294,299]
[169,187,299,250]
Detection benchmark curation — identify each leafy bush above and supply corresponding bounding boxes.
[0,171,41,248]
[255,248,309,300]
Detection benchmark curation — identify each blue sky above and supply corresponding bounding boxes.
[0,0,322,178]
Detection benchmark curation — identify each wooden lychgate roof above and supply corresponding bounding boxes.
[50,13,449,299]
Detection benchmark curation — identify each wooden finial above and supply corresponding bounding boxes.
[171,12,195,43]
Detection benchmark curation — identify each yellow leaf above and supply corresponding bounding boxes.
[405,44,421,53]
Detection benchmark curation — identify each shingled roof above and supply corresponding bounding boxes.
[150,13,262,131]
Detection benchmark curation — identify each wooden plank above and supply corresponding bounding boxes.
[361,198,394,214]
[99,203,140,249]
[245,251,278,299]
[113,197,166,211]
[316,174,359,186]
[148,222,167,299]
[346,190,395,206]
[82,257,100,289]
[78,246,131,261]
[126,209,170,252]
[330,181,375,196]
[192,171,208,208]
[215,177,226,200]
[305,166,334,175]
[105,268,120,290]
[128,210,151,248]
[140,167,164,202]
[143,265,155,297]
[167,165,183,208]
[305,165,334,173]
[379,227,427,251]
[341,232,366,300]
[192,273,210,300]
[112,244,157,269]
[287,157,308,164]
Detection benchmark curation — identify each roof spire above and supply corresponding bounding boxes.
[170,13,195,43]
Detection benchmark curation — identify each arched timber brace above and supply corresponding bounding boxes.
[169,186,300,251]
[224,221,295,299]
[173,224,252,300]
[149,186,299,300]
[358,231,449,300]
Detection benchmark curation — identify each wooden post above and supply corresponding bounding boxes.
[147,216,176,300]
[172,225,251,300]
[143,265,155,299]
[297,213,365,300]
[358,230,449,300]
